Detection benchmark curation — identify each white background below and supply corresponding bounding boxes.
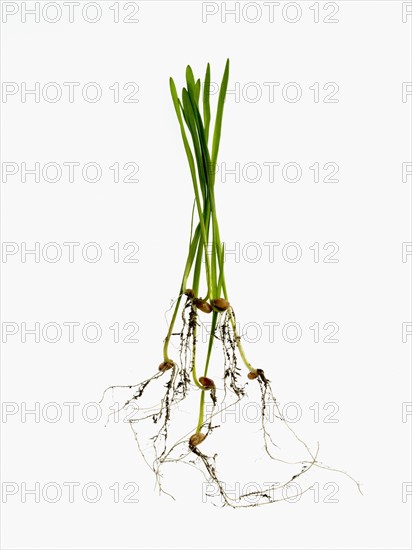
[1,1,411,549]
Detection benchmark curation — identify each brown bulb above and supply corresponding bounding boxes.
[212,298,230,312]
[184,289,195,299]
[158,360,176,372]
[193,298,213,314]
[247,371,258,380]
[189,432,206,448]
[199,376,215,389]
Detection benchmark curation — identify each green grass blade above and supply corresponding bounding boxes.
[185,76,212,185]
[178,98,190,128]
[169,80,194,156]
[169,79,201,199]
[211,58,230,171]
[186,66,197,99]
[182,88,196,133]
[195,79,201,104]
[203,63,211,145]
[182,87,207,199]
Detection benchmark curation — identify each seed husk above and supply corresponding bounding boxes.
[158,360,176,372]
[199,376,215,389]
[193,298,213,314]
[211,298,230,312]
[184,289,195,299]
[189,432,206,448]
[247,370,258,380]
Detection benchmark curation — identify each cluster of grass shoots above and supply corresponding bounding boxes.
[100,60,361,507]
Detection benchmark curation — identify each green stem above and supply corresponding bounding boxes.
[203,311,218,379]
[195,308,218,433]
[196,391,205,432]
[163,224,200,362]
[191,236,204,389]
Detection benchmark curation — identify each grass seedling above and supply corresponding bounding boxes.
[100,60,362,507]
